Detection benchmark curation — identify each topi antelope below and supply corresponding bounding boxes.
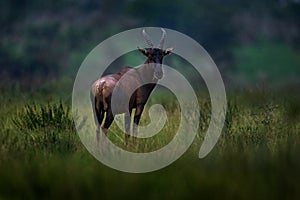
[90,28,173,144]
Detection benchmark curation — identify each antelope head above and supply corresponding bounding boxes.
[138,28,174,80]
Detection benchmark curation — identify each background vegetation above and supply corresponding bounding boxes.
[1,0,300,199]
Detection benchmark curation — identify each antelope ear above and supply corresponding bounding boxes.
[164,47,174,55]
[138,47,148,56]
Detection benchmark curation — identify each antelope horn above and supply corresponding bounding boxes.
[158,28,166,49]
[142,29,154,48]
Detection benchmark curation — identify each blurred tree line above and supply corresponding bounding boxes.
[0,0,299,87]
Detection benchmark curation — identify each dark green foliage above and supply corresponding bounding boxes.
[233,42,300,84]
[1,0,300,87]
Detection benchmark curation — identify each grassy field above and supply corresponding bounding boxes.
[0,85,300,199]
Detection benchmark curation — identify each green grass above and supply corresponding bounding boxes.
[0,86,300,199]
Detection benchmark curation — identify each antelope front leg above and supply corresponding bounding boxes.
[124,112,131,145]
[96,124,100,145]
[133,116,141,145]
[133,105,144,144]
